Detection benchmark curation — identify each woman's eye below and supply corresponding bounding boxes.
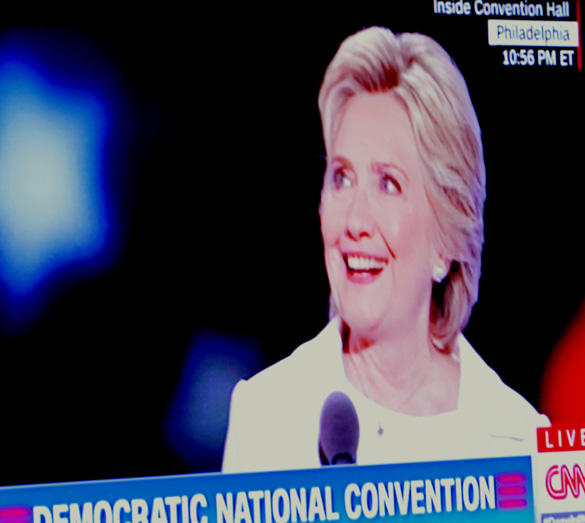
[381,174,401,195]
[333,168,351,189]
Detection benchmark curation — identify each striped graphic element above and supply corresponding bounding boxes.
[496,472,528,509]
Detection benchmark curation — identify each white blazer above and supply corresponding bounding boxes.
[222,318,549,473]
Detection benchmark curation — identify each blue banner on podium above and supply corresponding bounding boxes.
[0,456,534,522]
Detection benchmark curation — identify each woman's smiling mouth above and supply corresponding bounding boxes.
[343,253,389,280]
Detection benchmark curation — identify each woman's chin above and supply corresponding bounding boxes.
[339,308,387,339]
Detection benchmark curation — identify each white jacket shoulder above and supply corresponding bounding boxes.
[458,334,549,442]
[222,324,334,473]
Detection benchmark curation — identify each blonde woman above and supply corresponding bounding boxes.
[223,26,548,473]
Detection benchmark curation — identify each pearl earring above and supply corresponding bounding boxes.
[432,265,447,283]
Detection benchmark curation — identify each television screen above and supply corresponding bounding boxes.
[0,2,582,488]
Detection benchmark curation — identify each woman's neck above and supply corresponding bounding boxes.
[341,320,460,416]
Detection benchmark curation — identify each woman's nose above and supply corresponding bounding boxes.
[345,190,374,240]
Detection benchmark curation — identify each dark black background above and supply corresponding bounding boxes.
[0,4,583,486]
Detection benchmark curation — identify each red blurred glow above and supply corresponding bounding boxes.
[540,300,585,422]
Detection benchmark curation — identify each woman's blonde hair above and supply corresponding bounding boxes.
[319,27,486,351]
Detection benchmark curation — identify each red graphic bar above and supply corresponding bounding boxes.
[0,507,32,523]
[496,473,526,484]
[497,486,527,496]
[497,499,528,509]
[0,510,29,519]
[537,424,585,452]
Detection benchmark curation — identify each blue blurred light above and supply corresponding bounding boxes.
[164,330,265,471]
[0,52,111,325]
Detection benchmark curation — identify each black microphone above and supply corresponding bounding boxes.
[318,391,360,465]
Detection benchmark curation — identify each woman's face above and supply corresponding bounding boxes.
[320,92,443,339]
